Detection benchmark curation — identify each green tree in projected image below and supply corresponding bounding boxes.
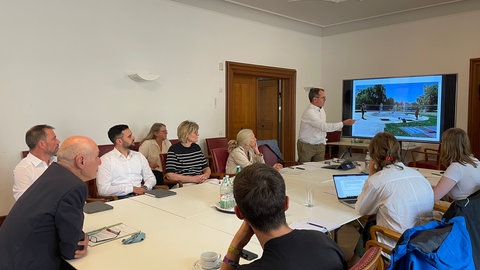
[416,84,438,112]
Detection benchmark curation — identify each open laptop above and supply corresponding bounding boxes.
[332,174,368,208]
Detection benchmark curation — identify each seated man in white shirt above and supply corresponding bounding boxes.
[96,124,156,199]
[13,124,60,201]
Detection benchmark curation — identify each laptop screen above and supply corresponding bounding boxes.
[333,174,368,199]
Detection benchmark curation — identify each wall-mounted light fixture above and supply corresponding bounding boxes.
[128,73,160,82]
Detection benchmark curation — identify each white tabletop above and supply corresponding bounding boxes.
[69,162,442,269]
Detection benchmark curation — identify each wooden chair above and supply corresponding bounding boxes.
[366,200,452,255]
[349,246,384,270]
[408,145,445,170]
[85,178,118,202]
[326,130,342,159]
[366,225,402,255]
[159,153,183,187]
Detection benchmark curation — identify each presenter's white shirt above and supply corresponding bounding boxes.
[298,104,343,145]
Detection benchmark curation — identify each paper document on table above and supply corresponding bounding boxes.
[87,223,140,247]
[207,178,224,185]
[290,218,339,233]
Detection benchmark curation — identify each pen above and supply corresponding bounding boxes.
[106,227,120,235]
[296,167,305,170]
[307,222,328,231]
[432,172,442,176]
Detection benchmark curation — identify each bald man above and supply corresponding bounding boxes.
[0,136,101,270]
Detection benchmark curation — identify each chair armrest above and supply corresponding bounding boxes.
[86,197,107,203]
[283,160,299,167]
[153,185,169,190]
[366,239,394,255]
[369,225,401,243]
[87,195,118,202]
[434,200,450,213]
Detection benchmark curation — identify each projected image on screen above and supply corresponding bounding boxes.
[343,74,456,143]
[352,75,441,141]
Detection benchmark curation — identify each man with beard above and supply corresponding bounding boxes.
[13,124,60,200]
[96,124,156,198]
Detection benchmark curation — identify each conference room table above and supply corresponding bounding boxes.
[68,162,442,269]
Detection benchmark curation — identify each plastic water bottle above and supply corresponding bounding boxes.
[220,175,235,209]
[364,151,371,174]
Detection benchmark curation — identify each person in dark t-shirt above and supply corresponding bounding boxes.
[220,164,347,270]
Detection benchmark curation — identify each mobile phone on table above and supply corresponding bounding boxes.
[240,249,258,261]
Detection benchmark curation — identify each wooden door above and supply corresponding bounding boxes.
[468,58,480,158]
[257,79,279,140]
[227,74,257,137]
[226,62,296,163]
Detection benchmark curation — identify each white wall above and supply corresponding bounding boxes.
[2,1,478,215]
[0,0,322,214]
[321,9,480,131]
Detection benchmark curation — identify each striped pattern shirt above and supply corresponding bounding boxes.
[166,143,208,176]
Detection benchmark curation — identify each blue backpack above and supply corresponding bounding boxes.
[388,216,474,270]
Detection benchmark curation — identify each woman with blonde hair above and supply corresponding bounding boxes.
[164,120,211,184]
[350,132,433,265]
[433,128,480,201]
[225,129,282,174]
[139,123,171,185]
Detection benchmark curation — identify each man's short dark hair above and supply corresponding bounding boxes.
[25,125,54,150]
[107,124,129,144]
[308,87,324,102]
[233,163,287,232]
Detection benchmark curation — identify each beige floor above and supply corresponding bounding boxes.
[336,222,361,260]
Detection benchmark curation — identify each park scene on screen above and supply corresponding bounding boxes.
[350,75,443,143]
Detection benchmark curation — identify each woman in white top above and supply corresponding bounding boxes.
[139,123,172,185]
[225,129,282,174]
[433,128,480,201]
[351,132,433,264]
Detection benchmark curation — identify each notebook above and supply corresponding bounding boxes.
[84,201,114,214]
[332,174,368,208]
[144,188,176,198]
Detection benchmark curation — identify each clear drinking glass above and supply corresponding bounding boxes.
[305,188,314,207]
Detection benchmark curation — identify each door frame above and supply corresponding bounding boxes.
[226,61,296,163]
[468,58,480,158]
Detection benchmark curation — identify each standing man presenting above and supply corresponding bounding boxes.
[297,88,355,162]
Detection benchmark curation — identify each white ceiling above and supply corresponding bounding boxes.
[171,0,480,36]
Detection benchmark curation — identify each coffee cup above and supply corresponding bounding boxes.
[200,251,221,269]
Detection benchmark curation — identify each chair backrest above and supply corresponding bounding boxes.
[349,246,384,270]
[169,139,179,145]
[211,148,229,174]
[98,144,115,157]
[205,137,229,156]
[258,144,279,166]
[326,130,342,143]
[160,153,167,174]
[408,145,445,170]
